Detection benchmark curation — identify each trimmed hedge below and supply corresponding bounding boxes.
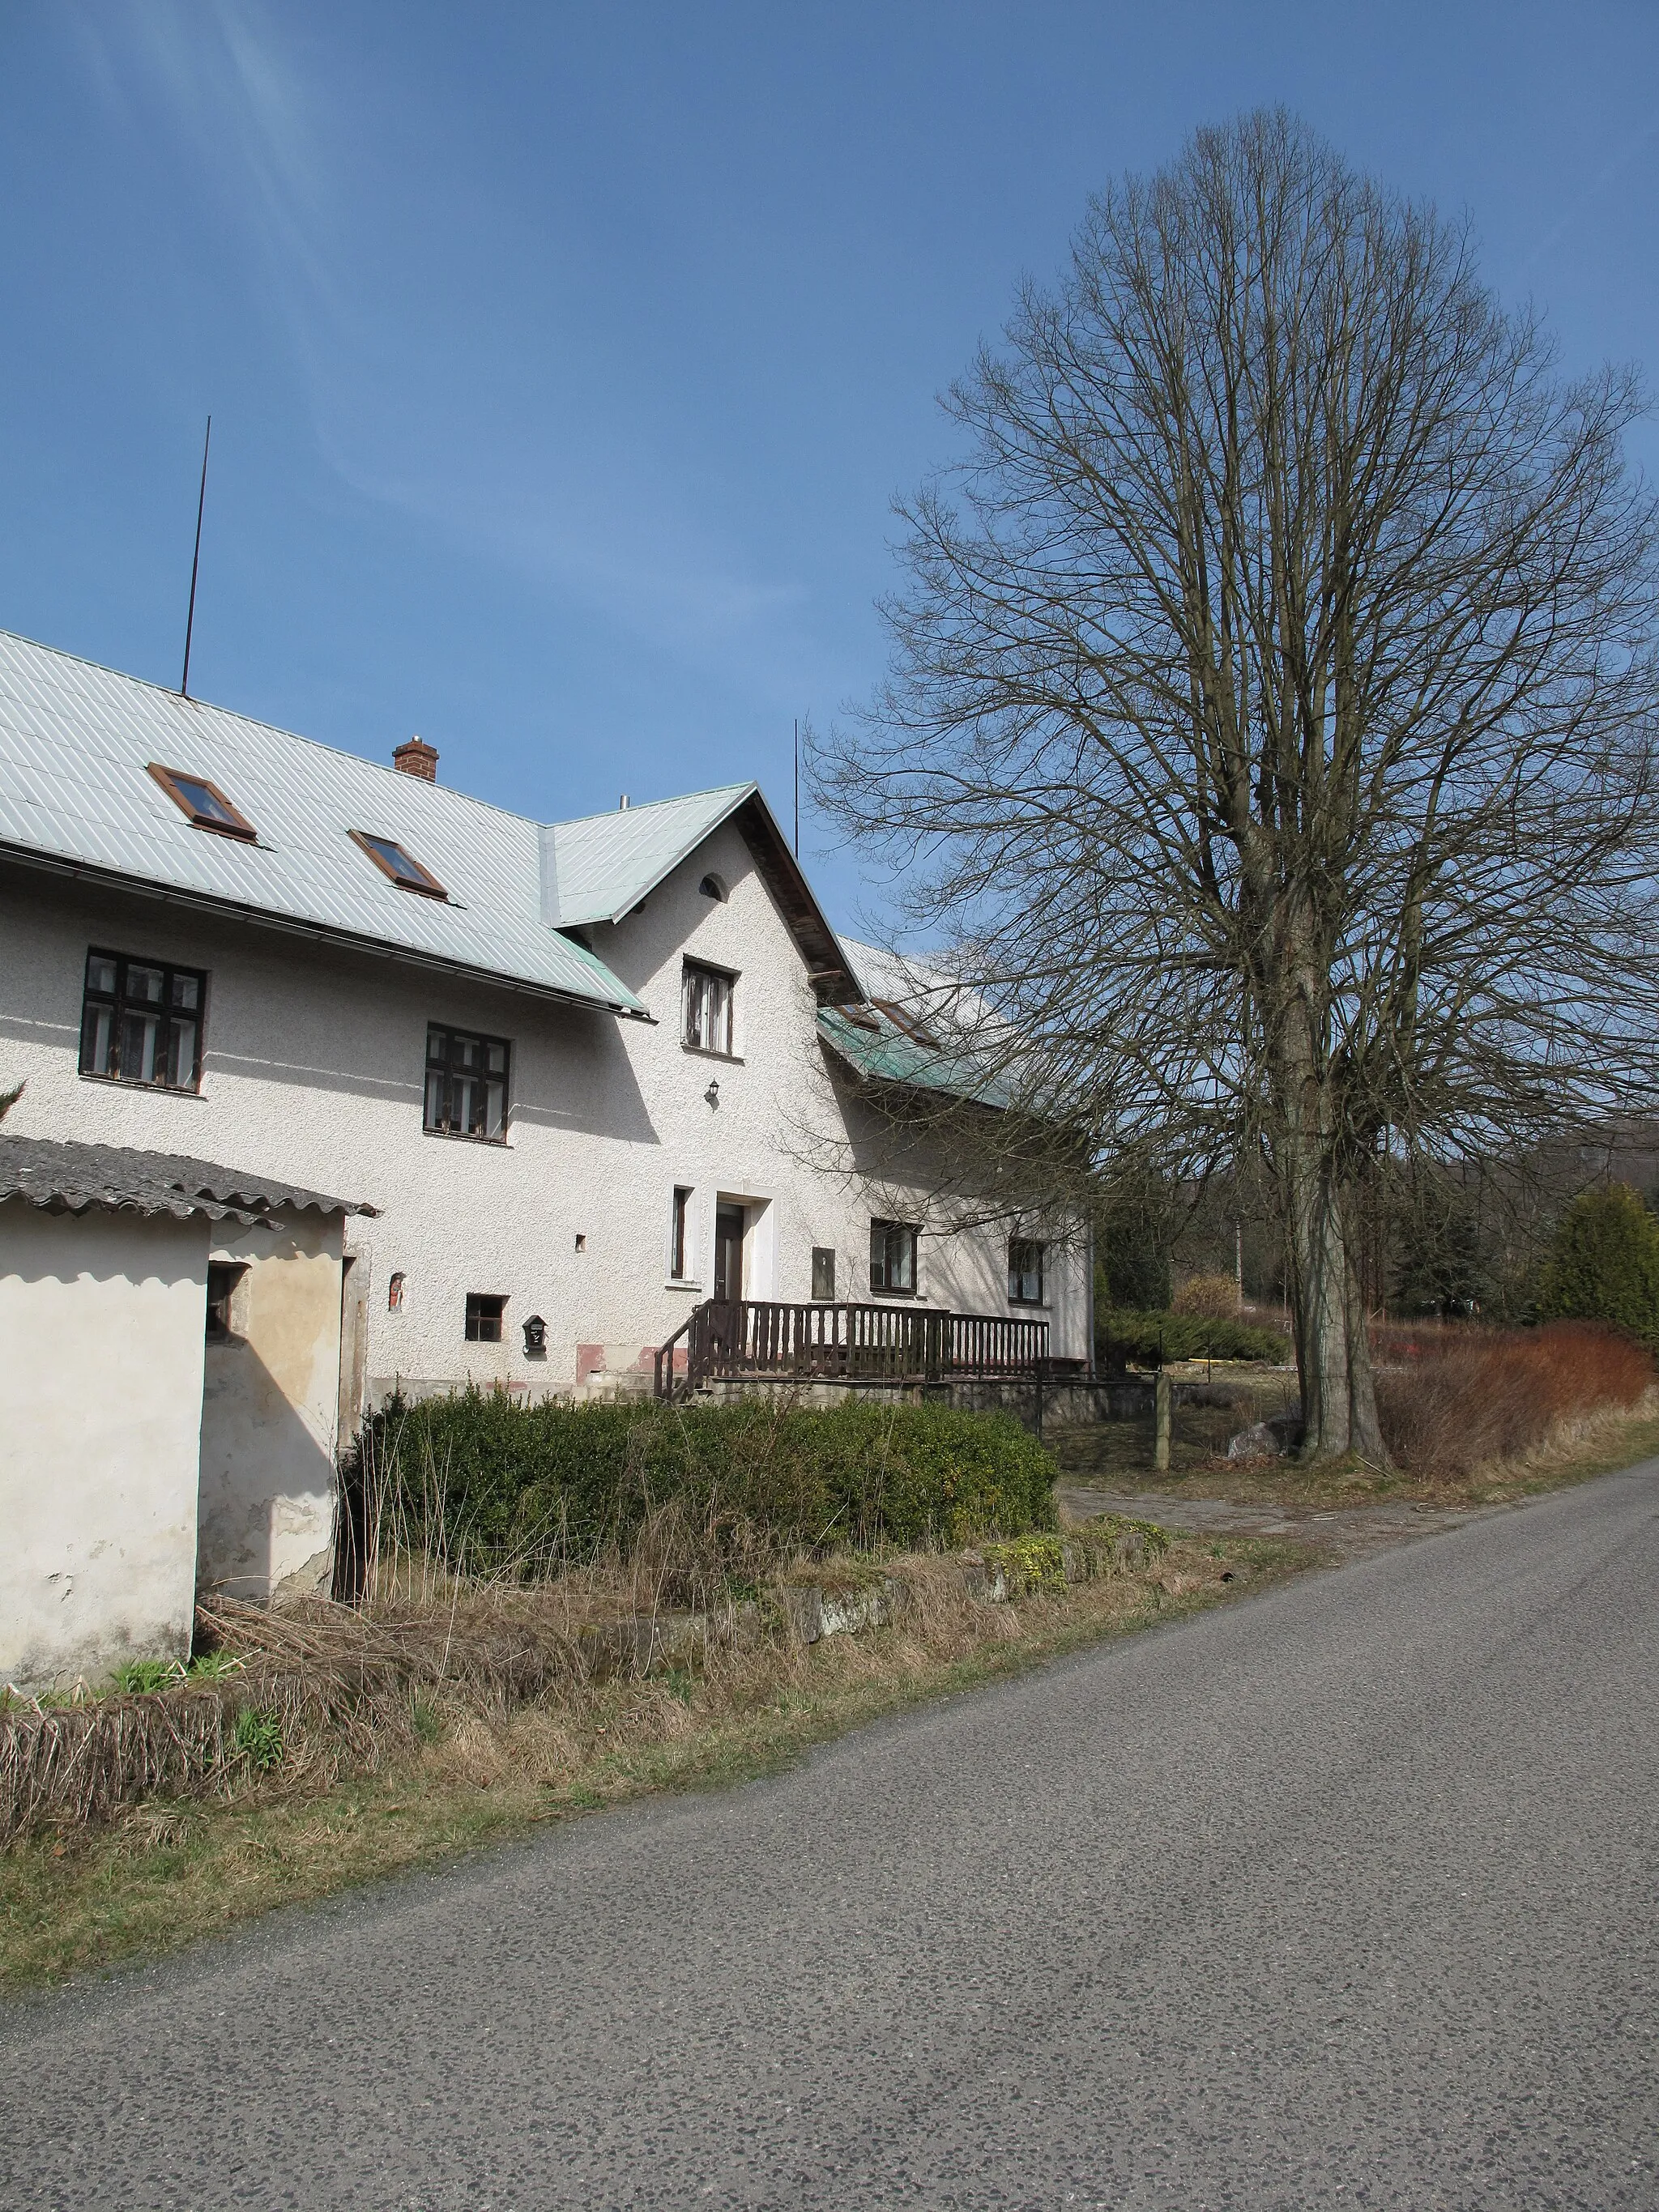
[1098,1308,1291,1366]
[350,1391,1059,1576]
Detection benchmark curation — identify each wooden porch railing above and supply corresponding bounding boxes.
[653,1298,1051,1400]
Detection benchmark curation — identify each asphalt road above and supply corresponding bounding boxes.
[5,1463,1657,2211]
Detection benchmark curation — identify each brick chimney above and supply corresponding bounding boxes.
[393,736,438,782]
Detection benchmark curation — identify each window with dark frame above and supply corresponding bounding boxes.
[869,1219,919,1296]
[424,1025,509,1140]
[464,1293,506,1342]
[79,949,206,1091]
[1008,1238,1046,1306]
[206,1261,248,1341]
[670,1186,693,1279]
[147,763,258,841]
[811,1246,837,1302]
[350,830,448,899]
[871,999,940,1048]
[682,961,735,1055]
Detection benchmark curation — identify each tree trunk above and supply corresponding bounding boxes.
[1282,1147,1389,1464]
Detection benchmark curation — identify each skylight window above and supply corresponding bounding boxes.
[147,763,258,841]
[872,999,940,1048]
[349,831,448,899]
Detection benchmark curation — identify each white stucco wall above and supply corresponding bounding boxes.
[0,1199,206,1690]
[0,833,1087,1417]
[198,1213,344,1603]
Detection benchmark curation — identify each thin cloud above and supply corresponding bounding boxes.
[65,2,814,689]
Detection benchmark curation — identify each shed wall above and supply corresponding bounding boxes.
[0,1199,206,1689]
[198,1213,345,1602]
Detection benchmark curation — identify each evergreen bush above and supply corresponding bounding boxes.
[349,1392,1059,1577]
[1535,1183,1659,1341]
[1097,1309,1290,1366]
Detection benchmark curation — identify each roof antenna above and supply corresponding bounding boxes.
[793,716,800,859]
[181,415,211,698]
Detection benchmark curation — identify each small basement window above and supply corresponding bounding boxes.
[683,961,736,1056]
[869,1219,919,1297]
[464,1293,506,1343]
[811,1246,837,1301]
[80,948,206,1091]
[350,831,448,899]
[147,763,258,841]
[1008,1238,1046,1306]
[206,1261,249,1341]
[424,1025,510,1140]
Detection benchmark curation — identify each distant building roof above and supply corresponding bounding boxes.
[819,937,1018,1109]
[0,1135,374,1226]
[0,632,646,1017]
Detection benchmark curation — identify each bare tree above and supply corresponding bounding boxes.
[814,110,1659,1462]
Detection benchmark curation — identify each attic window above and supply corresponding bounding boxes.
[350,831,448,899]
[147,763,258,841]
[872,999,940,1049]
[698,873,727,901]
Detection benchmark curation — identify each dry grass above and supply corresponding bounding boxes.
[1373,1319,1651,1477]
[1053,1329,1659,1511]
[0,1531,1311,1991]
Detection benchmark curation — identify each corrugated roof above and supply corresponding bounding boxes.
[0,1135,373,1225]
[540,786,757,927]
[0,632,646,1016]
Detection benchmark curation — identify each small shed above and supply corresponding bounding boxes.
[0,1136,372,1690]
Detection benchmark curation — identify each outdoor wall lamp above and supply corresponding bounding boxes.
[522,1313,548,1357]
[704,1078,720,1107]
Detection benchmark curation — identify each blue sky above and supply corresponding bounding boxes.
[4,2,1658,926]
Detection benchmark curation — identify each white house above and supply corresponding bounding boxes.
[0,1135,368,1688]
[0,629,1089,1426]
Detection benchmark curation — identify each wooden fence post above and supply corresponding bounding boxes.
[1154,1368,1172,1473]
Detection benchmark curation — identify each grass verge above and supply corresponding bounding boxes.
[0,1533,1309,1994]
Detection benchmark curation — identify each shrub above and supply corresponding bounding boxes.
[1097,1309,1290,1366]
[1373,1319,1651,1477]
[350,1392,1059,1579]
[232,1707,284,1773]
[1171,1272,1243,1319]
[1535,1183,1659,1341]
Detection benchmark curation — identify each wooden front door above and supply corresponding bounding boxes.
[714,1204,745,1303]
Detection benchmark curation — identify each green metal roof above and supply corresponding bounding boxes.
[818,939,1018,1109]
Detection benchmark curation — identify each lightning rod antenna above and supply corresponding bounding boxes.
[181,416,211,697]
[793,717,800,859]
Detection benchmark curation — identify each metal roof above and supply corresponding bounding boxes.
[543,784,858,998]
[0,632,647,1016]
[819,937,1018,1108]
[541,786,757,926]
[0,1135,373,1225]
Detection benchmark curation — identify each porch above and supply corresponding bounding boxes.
[654,1297,1076,1400]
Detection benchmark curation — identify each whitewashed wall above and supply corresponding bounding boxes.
[0,832,1087,1413]
[0,1200,206,1690]
[198,1213,345,1602]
